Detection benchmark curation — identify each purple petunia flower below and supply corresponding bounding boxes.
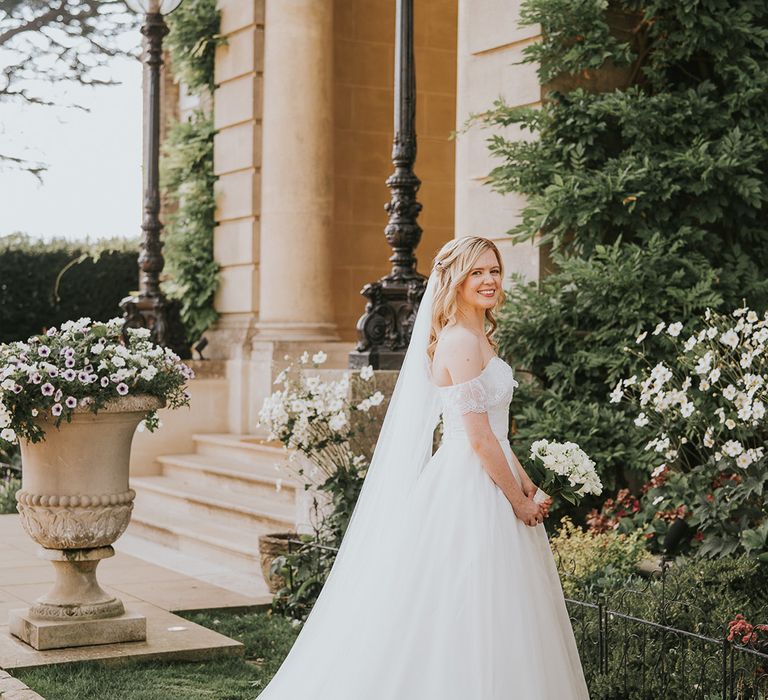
[65,357,76,369]
[116,383,129,396]
[51,403,63,417]
[38,346,50,358]
[41,383,55,396]
[62,369,76,381]
[46,328,57,337]
[100,376,109,388]
[54,389,62,402]
[29,372,42,384]
[78,371,90,383]
[65,396,77,409]
[11,383,22,394]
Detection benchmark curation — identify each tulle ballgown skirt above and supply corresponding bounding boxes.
[259,436,590,699]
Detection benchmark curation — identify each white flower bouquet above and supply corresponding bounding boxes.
[0,317,194,446]
[528,439,603,506]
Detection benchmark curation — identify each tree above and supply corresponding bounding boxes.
[0,0,137,177]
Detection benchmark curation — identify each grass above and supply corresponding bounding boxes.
[12,609,300,700]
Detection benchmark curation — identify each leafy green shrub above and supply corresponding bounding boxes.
[481,1,768,310]
[613,305,768,561]
[551,516,646,598]
[0,234,138,344]
[503,236,721,522]
[0,464,20,515]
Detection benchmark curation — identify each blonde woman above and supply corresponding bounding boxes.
[259,236,589,699]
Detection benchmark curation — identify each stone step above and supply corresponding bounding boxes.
[131,475,296,532]
[192,434,293,475]
[156,453,299,508]
[127,506,274,573]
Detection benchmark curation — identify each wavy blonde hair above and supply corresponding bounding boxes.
[427,236,505,362]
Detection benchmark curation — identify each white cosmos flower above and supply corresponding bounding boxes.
[747,311,758,323]
[725,418,736,430]
[360,365,374,381]
[636,331,648,344]
[652,322,665,336]
[735,453,752,469]
[723,385,737,401]
[703,428,715,448]
[634,412,649,427]
[0,428,15,442]
[706,327,718,340]
[667,322,683,337]
[609,381,623,403]
[708,368,721,383]
[369,391,385,406]
[680,402,695,418]
[684,335,698,352]
[720,330,739,349]
[722,440,744,457]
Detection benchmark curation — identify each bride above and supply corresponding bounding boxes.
[258,236,590,699]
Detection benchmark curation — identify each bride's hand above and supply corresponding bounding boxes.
[513,493,545,527]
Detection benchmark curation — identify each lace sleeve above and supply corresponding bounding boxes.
[443,377,488,415]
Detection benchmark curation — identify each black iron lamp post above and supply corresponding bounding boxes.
[121,0,190,359]
[349,0,426,370]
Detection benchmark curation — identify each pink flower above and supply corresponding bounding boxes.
[41,383,55,396]
[116,383,129,396]
[65,396,77,409]
[62,369,76,381]
[65,358,76,369]
[51,403,63,417]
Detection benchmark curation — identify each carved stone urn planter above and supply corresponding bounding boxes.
[8,395,162,650]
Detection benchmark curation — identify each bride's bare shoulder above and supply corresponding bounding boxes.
[433,326,484,384]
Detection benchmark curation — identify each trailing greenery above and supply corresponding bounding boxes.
[0,234,138,344]
[166,0,222,93]
[160,0,221,343]
[13,609,299,699]
[161,111,219,342]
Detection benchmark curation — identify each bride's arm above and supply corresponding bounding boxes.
[462,412,542,526]
[508,449,552,517]
[439,332,542,527]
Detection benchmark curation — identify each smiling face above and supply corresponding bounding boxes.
[456,248,502,313]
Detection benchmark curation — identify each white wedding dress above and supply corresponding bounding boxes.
[259,354,590,699]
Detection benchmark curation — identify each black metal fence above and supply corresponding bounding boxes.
[278,539,768,699]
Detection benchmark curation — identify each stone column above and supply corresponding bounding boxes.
[256,0,338,340]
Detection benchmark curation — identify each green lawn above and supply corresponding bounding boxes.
[13,609,299,700]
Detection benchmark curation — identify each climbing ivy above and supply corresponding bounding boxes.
[161,0,222,342]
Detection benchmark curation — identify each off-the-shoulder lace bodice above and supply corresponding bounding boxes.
[435,356,518,441]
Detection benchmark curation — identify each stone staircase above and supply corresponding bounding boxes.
[129,434,301,573]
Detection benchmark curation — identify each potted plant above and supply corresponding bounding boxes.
[257,352,381,598]
[0,316,193,649]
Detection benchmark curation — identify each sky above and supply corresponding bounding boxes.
[0,39,143,243]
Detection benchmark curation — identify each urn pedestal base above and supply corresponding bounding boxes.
[8,609,147,651]
[8,545,147,651]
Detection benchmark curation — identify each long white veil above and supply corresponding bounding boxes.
[260,272,441,696]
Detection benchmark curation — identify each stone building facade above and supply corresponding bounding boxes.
[127,1,546,566]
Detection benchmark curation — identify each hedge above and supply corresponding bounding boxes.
[0,234,139,343]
